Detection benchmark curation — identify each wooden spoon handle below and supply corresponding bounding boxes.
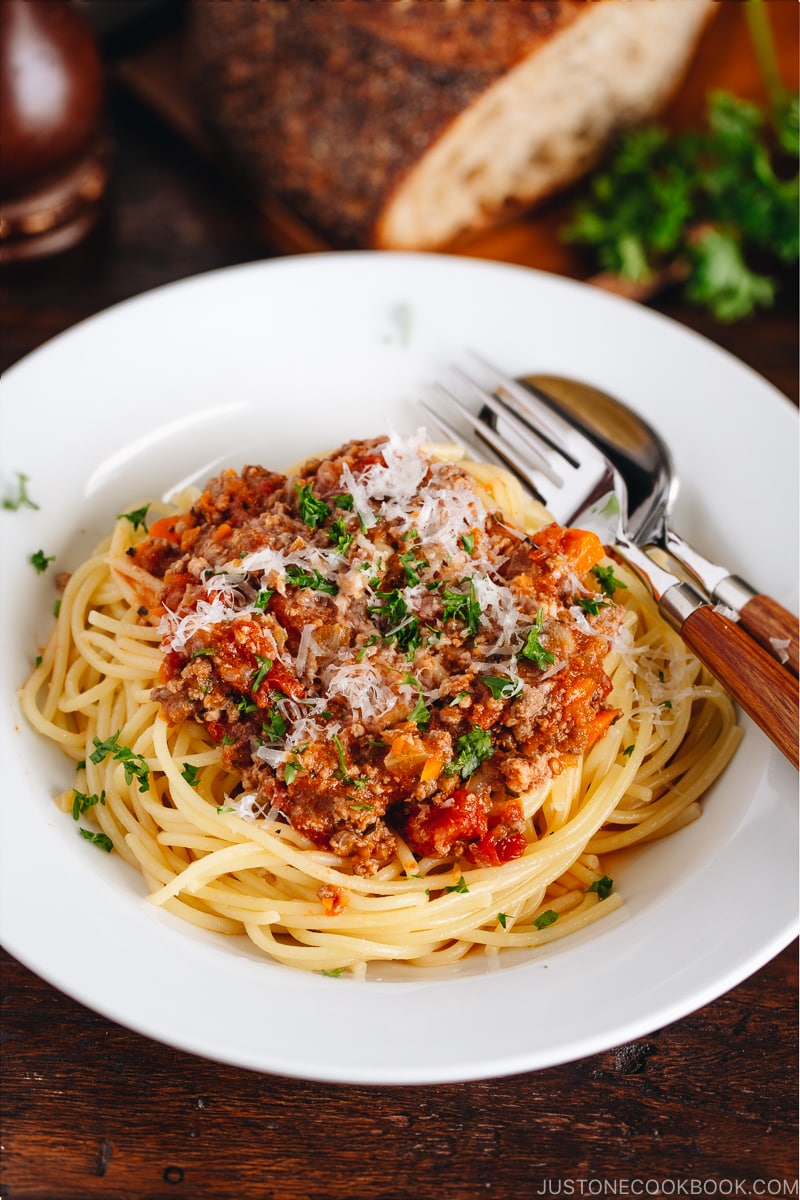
[680,606,799,768]
[737,594,799,677]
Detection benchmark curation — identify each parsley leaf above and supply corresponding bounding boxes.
[329,516,353,557]
[262,703,288,742]
[79,829,113,852]
[181,763,201,785]
[398,548,428,586]
[71,789,106,820]
[574,595,609,616]
[533,909,559,930]
[295,483,330,530]
[30,549,55,574]
[562,88,799,321]
[3,472,39,511]
[251,654,273,694]
[482,674,523,701]
[118,504,150,531]
[444,876,470,894]
[90,731,150,792]
[284,566,338,595]
[442,579,482,637]
[445,726,494,780]
[587,875,614,900]
[519,609,555,670]
[591,564,627,597]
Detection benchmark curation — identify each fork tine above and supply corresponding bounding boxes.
[465,353,604,467]
[451,369,567,485]
[417,397,507,471]
[425,385,561,506]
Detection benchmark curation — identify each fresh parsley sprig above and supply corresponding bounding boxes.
[563,87,799,321]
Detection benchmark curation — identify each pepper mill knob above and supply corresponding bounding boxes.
[0,0,112,262]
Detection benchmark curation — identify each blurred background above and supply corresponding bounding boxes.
[1,0,797,394]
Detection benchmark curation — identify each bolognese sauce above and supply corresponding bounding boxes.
[127,435,624,875]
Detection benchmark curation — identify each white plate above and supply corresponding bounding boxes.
[1,252,797,1085]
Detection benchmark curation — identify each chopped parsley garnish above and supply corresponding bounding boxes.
[254,588,274,611]
[622,744,635,757]
[216,805,235,814]
[445,726,494,780]
[181,763,201,785]
[460,533,475,555]
[369,589,421,655]
[574,595,609,616]
[30,549,55,574]
[398,549,428,585]
[333,493,354,510]
[444,876,470,894]
[251,654,273,693]
[328,516,354,557]
[402,675,430,728]
[235,694,258,716]
[520,609,555,670]
[497,912,509,929]
[533,909,559,930]
[118,504,150,531]
[262,704,288,742]
[408,693,430,728]
[442,579,482,636]
[71,789,106,820]
[190,647,214,659]
[79,829,113,852]
[89,732,150,792]
[284,758,304,785]
[587,875,614,900]
[295,483,331,530]
[3,472,39,511]
[482,674,523,701]
[591,564,627,597]
[284,565,338,595]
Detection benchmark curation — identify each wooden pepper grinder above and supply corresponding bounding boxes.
[0,0,112,263]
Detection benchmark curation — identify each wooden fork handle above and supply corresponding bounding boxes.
[737,594,799,677]
[679,605,799,768]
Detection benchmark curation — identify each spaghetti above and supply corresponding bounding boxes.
[21,435,740,975]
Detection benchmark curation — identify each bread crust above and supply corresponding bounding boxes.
[185,0,713,250]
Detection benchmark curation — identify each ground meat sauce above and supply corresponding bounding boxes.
[130,436,624,876]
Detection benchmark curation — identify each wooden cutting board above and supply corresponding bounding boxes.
[114,1,799,280]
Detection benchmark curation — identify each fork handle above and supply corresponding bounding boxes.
[736,594,800,677]
[664,530,799,675]
[669,599,799,768]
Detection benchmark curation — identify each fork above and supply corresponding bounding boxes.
[420,360,798,769]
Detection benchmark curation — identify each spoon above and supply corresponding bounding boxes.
[522,373,799,676]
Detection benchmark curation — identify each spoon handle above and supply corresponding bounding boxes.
[675,603,798,768]
[614,545,799,767]
[664,529,799,676]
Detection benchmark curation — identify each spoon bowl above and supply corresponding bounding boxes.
[522,373,799,676]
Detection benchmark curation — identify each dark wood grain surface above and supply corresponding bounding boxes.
[1,5,798,1197]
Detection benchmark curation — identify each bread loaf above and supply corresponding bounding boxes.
[185,0,715,251]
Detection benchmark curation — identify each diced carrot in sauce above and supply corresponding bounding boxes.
[532,525,605,576]
[147,515,185,544]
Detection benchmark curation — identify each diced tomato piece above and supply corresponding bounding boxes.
[405,789,488,858]
[264,660,305,701]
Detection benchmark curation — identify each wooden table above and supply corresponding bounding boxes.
[1,5,797,1197]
